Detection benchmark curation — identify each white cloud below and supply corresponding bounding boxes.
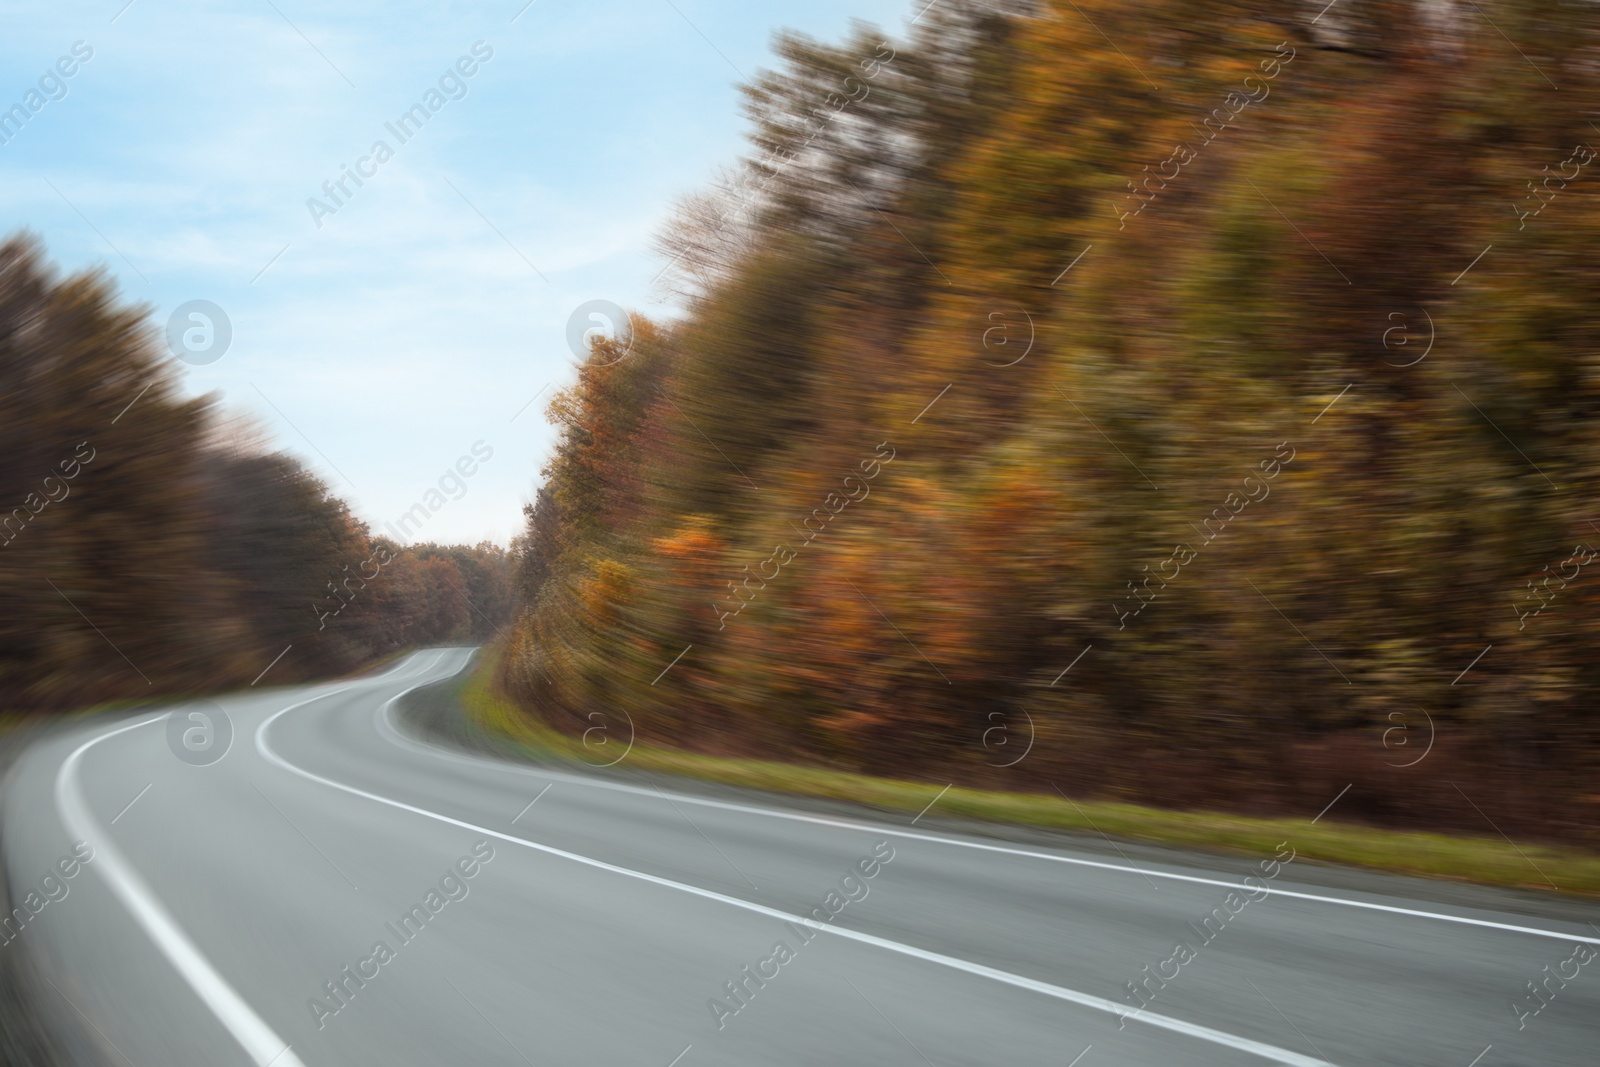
[0,0,913,546]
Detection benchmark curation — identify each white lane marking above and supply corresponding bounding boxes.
[45,648,457,1067]
[262,692,1329,1067]
[386,648,450,681]
[373,703,1600,949]
[57,713,323,1067]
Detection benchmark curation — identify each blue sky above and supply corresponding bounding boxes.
[1,0,910,546]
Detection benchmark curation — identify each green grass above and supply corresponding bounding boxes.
[461,649,1600,896]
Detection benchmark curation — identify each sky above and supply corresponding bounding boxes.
[0,0,911,546]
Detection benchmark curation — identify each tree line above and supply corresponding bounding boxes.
[500,0,1600,846]
[0,234,512,715]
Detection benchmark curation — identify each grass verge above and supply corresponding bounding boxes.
[461,649,1600,897]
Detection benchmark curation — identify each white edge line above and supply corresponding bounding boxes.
[48,649,457,1067]
[371,689,1600,949]
[58,716,322,1067]
[260,681,1330,1067]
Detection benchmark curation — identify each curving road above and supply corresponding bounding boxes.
[3,647,1598,1066]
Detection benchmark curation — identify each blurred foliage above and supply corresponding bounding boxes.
[506,0,1600,844]
[0,235,512,713]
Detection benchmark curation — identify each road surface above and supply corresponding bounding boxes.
[2,648,1597,1066]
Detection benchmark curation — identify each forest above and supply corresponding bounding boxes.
[0,235,513,714]
[499,0,1600,846]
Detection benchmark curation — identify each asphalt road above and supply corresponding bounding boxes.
[3,647,1598,1067]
